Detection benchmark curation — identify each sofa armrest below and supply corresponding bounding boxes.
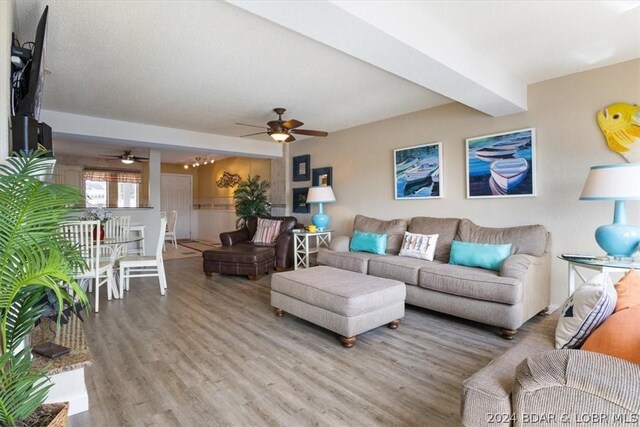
[510,251,550,323]
[220,228,250,246]
[274,233,293,269]
[328,235,351,252]
[513,350,640,420]
[499,254,532,281]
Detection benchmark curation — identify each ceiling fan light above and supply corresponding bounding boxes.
[271,132,289,142]
[121,158,135,165]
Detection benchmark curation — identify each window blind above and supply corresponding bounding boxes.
[83,169,142,183]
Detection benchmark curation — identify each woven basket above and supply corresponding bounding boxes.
[43,402,69,427]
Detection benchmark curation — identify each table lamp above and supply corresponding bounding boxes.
[306,186,336,232]
[580,163,640,257]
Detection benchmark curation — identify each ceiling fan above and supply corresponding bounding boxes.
[99,150,149,164]
[237,108,329,142]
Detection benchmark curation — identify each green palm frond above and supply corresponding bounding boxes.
[0,152,89,423]
[0,348,52,425]
[233,175,271,228]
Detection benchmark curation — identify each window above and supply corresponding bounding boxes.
[84,169,142,207]
[117,182,138,207]
[85,180,107,207]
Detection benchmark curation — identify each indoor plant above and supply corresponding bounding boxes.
[0,152,88,426]
[233,175,271,228]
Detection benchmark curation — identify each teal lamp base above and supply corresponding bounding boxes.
[312,202,330,231]
[595,200,640,257]
[595,224,640,257]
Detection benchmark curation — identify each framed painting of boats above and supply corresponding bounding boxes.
[466,128,536,198]
[394,142,442,199]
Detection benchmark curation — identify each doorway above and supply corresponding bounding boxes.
[160,173,193,240]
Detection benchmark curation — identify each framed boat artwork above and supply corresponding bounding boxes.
[394,142,442,199]
[466,128,536,198]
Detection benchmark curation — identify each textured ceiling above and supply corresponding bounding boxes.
[14,0,640,159]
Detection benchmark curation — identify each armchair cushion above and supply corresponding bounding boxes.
[252,218,283,244]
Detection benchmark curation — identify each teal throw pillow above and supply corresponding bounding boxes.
[449,240,512,271]
[350,230,387,255]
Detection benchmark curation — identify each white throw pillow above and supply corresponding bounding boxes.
[398,232,439,261]
[555,272,617,349]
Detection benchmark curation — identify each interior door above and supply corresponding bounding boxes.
[160,174,192,240]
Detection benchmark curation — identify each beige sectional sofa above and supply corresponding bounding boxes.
[318,215,551,338]
[461,311,640,426]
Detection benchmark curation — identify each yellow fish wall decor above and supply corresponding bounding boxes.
[597,103,640,162]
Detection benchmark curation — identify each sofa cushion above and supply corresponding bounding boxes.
[455,218,547,256]
[581,304,640,365]
[369,255,443,285]
[353,214,407,255]
[317,248,382,274]
[555,273,617,349]
[350,230,387,255]
[449,240,512,271]
[252,218,282,244]
[408,217,460,263]
[398,231,438,261]
[418,263,522,304]
[614,269,640,313]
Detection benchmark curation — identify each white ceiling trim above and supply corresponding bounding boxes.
[40,110,284,159]
[228,0,527,117]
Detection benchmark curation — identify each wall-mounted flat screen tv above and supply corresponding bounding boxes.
[14,5,48,120]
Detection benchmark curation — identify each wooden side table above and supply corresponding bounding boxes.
[561,256,640,294]
[293,231,332,269]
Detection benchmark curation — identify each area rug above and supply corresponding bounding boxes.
[178,241,220,252]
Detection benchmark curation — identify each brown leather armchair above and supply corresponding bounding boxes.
[218,216,298,271]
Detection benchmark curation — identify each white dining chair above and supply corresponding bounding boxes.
[164,210,178,251]
[119,218,168,297]
[104,215,131,258]
[60,220,115,313]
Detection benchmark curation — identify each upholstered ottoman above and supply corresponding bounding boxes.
[203,245,275,280]
[271,266,406,347]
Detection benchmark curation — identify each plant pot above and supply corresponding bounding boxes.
[93,224,105,241]
[24,402,69,427]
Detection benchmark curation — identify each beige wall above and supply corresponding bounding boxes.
[289,59,640,306]
[197,157,271,200]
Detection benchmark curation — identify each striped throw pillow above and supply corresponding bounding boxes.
[555,272,617,349]
[252,218,283,244]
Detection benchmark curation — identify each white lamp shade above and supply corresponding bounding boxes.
[580,163,640,200]
[306,186,336,203]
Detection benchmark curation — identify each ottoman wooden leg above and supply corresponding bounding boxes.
[340,336,356,348]
[388,319,401,329]
[501,328,517,340]
[204,272,212,277]
[274,308,284,317]
[248,274,261,281]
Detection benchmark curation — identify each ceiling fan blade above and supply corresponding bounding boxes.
[282,119,303,130]
[284,135,296,143]
[290,129,328,137]
[236,122,267,129]
[240,131,269,137]
[134,157,149,161]
[98,154,125,158]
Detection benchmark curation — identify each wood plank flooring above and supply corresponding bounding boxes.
[69,257,542,427]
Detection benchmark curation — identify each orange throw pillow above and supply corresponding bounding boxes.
[614,269,640,312]
[582,305,640,365]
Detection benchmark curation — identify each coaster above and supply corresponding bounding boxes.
[32,342,71,359]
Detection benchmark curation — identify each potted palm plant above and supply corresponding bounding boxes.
[233,175,271,228]
[0,152,88,426]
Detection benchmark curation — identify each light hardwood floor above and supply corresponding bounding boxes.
[69,257,542,427]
